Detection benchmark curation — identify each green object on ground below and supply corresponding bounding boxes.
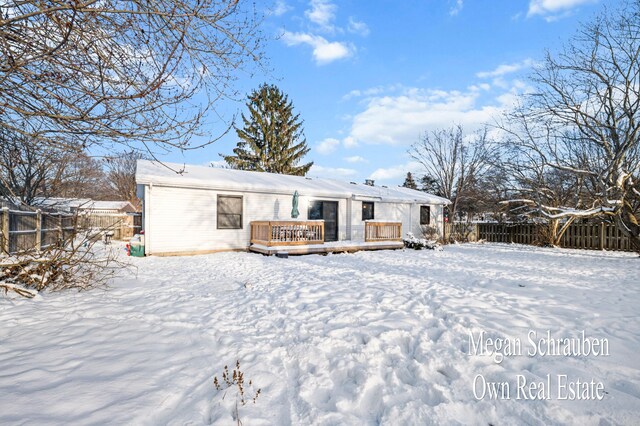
[130,243,145,257]
[130,234,145,257]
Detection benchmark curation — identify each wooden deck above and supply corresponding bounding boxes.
[249,240,404,255]
[250,220,324,246]
[249,220,403,255]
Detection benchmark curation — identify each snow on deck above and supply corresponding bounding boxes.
[1,244,639,424]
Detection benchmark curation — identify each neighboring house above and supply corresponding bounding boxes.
[81,200,138,215]
[136,160,450,256]
[35,198,138,214]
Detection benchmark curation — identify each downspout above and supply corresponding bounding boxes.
[146,183,152,255]
[346,198,352,241]
[409,203,413,237]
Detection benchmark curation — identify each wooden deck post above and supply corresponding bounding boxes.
[35,209,42,251]
[1,207,9,254]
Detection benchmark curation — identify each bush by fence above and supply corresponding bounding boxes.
[444,222,632,252]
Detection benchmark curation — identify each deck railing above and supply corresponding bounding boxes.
[364,221,402,242]
[250,221,324,246]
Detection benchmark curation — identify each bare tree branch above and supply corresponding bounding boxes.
[0,1,266,154]
[409,125,493,220]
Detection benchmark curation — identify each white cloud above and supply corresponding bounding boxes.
[343,82,528,147]
[309,165,357,177]
[527,0,597,19]
[347,91,490,146]
[468,83,492,92]
[342,85,396,101]
[271,0,290,16]
[476,59,535,79]
[343,136,358,148]
[282,1,366,65]
[281,31,353,64]
[316,137,340,154]
[347,17,369,36]
[344,155,368,163]
[369,161,421,182]
[449,0,464,16]
[305,0,337,32]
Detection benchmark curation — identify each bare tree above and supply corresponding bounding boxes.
[52,152,111,200]
[0,128,67,204]
[498,111,597,244]
[501,1,640,251]
[0,127,117,205]
[105,151,148,208]
[0,1,265,154]
[410,125,493,220]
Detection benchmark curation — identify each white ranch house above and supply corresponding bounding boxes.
[135,160,450,256]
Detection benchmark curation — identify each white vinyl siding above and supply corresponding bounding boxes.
[144,186,348,254]
[141,184,445,254]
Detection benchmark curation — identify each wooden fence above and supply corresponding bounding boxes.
[1,207,142,255]
[364,222,402,242]
[81,213,139,241]
[444,222,632,252]
[1,207,75,254]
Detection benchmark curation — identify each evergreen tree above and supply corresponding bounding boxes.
[223,84,313,176]
[402,172,418,190]
[419,175,441,196]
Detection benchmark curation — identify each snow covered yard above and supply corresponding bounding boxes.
[1,244,639,425]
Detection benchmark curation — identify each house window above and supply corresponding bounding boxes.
[217,195,243,229]
[362,202,374,221]
[420,205,431,225]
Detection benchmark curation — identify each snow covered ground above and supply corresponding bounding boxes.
[1,244,639,425]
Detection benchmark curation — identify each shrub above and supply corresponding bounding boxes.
[213,360,261,425]
[403,232,441,250]
[1,228,126,298]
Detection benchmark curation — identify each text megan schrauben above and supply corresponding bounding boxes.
[468,330,609,401]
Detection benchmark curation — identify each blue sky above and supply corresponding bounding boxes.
[168,0,618,186]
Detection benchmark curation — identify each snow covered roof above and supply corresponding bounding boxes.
[87,201,137,212]
[136,160,451,205]
[35,198,137,212]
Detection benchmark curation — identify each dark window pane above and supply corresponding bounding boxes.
[218,196,242,214]
[362,202,374,221]
[217,196,243,229]
[323,202,338,242]
[420,206,431,225]
[218,214,241,229]
[308,201,323,220]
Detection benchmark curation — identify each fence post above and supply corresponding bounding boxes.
[1,207,9,254]
[35,209,42,251]
[57,214,63,244]
[599,222,605,250]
